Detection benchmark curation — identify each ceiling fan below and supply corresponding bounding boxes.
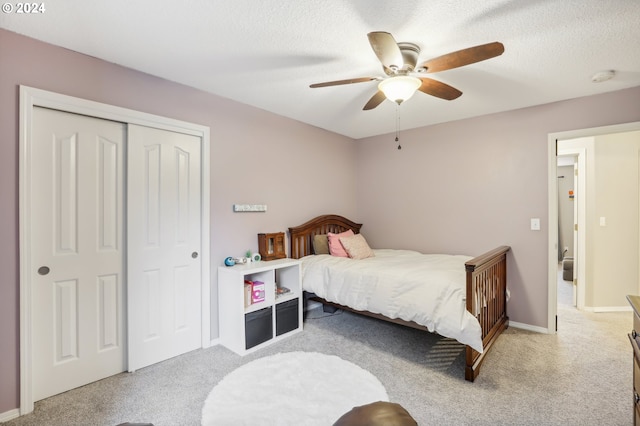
[310,31,504,110]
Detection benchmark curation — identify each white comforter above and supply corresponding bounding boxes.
[301,249,484,353]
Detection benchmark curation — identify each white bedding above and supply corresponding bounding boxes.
[301,249,484,353]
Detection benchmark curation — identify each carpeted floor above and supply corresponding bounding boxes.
[3,278,632,425]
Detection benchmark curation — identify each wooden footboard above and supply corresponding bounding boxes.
[289,214,510,382]
[464,246,510,381]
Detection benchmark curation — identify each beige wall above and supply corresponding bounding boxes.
[592,131,640,308]
[355,89,640,331]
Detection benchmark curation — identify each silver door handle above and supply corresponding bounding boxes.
[38,266,50,276]
[191,252,198,259]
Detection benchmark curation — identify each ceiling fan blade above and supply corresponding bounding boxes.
[367,31,404,70]
[310,77,377,88]
[418,78,462,100]
[363,91,387,110]
[419,41,505,73]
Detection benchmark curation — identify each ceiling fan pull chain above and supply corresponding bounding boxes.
[395,105,402,150]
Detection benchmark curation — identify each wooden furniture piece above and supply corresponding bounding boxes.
[288,214,510,382]
[258,232,286,261]
[628,295,640,424]
[333,401,417,426]
[218,258,302,355]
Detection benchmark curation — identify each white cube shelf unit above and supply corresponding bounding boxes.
[218,258,302,355]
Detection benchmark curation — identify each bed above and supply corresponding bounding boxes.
[288,214,510,382]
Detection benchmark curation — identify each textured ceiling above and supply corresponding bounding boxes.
[2,0,639,139]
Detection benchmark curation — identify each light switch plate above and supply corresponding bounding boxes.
[530,218,541,231]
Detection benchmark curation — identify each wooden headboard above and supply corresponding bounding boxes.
[288,214,362,259]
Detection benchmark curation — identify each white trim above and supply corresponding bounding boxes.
[592,306,633,313]
[201,127,211,350]
[578,305,632,313]
[19,85,211,415]
[19,86,34,415]
[547,121,640,335]
[509,321,550,334]
[547,138,558,334]
[0,408,20,422]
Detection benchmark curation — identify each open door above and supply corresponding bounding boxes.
[572,161,578,306]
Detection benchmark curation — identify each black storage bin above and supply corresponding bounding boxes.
[276,298,299,336]
[245,306,273,349]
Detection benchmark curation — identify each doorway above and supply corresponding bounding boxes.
[19,86,211,415]
[547,121,640,333]
[556,145,587,312]
[557,154,577,307]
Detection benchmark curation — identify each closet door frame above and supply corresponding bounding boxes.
[18,85,211,415]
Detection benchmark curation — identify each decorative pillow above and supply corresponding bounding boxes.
[312,234,329,255]
[339,233,375,259]
[327,229,354,257]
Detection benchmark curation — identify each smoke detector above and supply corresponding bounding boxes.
[591,70,615,83]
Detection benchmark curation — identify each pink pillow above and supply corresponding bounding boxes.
[327,229,354,257]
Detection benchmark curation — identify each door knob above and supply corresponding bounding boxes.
[192,252,198,259]
[38,266,50,276]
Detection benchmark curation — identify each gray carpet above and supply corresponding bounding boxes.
[4,282,632,425]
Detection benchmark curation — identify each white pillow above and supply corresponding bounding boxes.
[339,234,375,260]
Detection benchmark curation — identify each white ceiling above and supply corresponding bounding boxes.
[2,0,639,139]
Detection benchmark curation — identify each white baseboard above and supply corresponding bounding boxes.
[591,306,632,313]
[509,306,632,335]
[0,408,20,422]
[509,320,551,334]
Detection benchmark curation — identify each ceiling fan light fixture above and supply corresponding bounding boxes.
[378,76,422,104]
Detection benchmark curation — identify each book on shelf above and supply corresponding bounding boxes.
[244,281,252,307]
[275,286,290,295]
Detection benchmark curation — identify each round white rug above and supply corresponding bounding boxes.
[201,351,388,426]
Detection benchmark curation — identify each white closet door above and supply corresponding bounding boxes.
[30,107,126,401]
[127,124,202,371]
